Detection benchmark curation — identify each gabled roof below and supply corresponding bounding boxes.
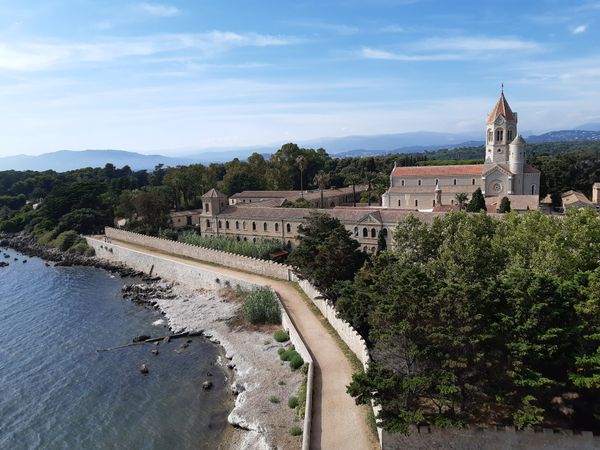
[202,188,228,199]
[357,211,382,225]
[392,164,484,177]
[487,93,516,124]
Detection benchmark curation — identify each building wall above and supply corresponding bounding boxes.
[391,174,479,189]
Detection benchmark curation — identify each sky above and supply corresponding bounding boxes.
[0,0,599,156]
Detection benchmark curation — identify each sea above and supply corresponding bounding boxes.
[0,247,230,450]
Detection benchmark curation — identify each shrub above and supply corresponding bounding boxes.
[274,330,289,342]
[288,396,299,409]
[84,247,96,257]
[289,426,302,436]
[277,348,285,355]
[269,395,280,404]
[178,230,284,260]
[242,287,281,324]
[52,230,81,251]
[289,354,304,370]
[280,349,299,362]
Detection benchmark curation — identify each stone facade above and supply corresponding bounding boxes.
[381,92,541,212]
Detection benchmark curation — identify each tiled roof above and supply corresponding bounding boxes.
[230,185,365,201]
[231,190,300,199]
[485,195,539,211]
[392,164,484,177]
[561,190,594,207]
[171,208,203,217]
[387,185,479,194]
[487,93,516,124]
[236,198,288,208]
[202,188,228,198]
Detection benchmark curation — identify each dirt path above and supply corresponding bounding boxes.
[104,237,374,450]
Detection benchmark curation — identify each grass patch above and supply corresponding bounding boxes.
[269,396,280,404]
[297,363,308,419]
[178,230,284,260]
[289,426,302,436]
[274,329,289,342]
[288,396,299,409]
[242,287,281,324]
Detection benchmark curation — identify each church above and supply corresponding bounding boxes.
[381,92,541,212]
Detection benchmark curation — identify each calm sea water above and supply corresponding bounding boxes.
[0,248,230,450]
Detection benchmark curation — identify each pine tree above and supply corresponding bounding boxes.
[466,188,487,212]
[376,230,387,253]
[498,196,511,213]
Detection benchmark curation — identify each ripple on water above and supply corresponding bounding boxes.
[0,249,230,450]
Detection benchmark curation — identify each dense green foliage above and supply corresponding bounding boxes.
[339,209,600,433]
[466,187,487,212]
[288,213,366,299]
[498,196,512,213]
[274,330,290,342]
[178,230,283,260]
[242,287,281,325]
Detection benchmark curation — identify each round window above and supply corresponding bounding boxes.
[493,183,502,192]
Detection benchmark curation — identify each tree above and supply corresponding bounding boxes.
[498,196,511,213]
[466,188,486,212]
[455,192,469,211]
[344,173,361,207]
[297,155,307,198]
[313,171,330,208]
[377,230,387,253]
[288,213,365,299]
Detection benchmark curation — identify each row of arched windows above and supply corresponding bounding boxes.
[210,220,294,234]
[353,227,388,239]
[400,178,476,186]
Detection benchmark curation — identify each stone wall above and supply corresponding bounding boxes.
[86,236,314,450]
[382,426,600,450]
[104,227,291,280]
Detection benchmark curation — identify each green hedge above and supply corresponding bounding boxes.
[178,230,284,260]
[242,287,281,324]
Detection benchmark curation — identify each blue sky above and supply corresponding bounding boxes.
[0,0,599,156]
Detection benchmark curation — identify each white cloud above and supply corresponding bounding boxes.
[136,2,180,17]
[361,36,542,62]
[572,24,588,34]
[0,31,296,71]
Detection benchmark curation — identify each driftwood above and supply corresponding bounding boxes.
[96,331,203,352]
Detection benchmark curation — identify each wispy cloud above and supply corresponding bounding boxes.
[361,36,543,62]
[380,24,405,33]
[136,2,180,17]
[0,31,297,71]
[572,24,588,34]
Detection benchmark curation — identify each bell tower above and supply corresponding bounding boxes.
[485,88,518,166]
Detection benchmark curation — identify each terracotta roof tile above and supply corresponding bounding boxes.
[392,164,484,177]
[487,93,516,124]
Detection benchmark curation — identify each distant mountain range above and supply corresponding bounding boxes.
[1,127,599,172]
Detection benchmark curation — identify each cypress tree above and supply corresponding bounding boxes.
[466,188,487,212]
[498,196,511,213]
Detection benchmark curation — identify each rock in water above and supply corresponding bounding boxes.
[151,349,159,355]
[202,381,213,390]
[132,335,151,343]
[140,364,149,374]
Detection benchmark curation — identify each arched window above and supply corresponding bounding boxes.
[418,179,422,186]
[472,179,475,185]
[433,199,436,207]
[401,180,405,186]
[235,221,239,230]
[206,219,210,228]
[531,185,536,195]
[435,179,439,185]
[382,228,388,237]
[252,222,256,231]
[275,223,279,232]
[453,179,457,185]
[353,227,358,236]
[253,237,256,243]
[508,129,513,141]
[287,240,292,248]
[415,199,418,207]
[362,228,368,238]
[371,228,376,238]
[286,223,291,233]
[243,221,246,230]
[225,221,229,229]
[397,199,401,207]
[236,236,240,241]
[496,129,504,142]
[243,237,247,241]
[218,220,222,228]
[263,222,268,231]
[488,130,493,143]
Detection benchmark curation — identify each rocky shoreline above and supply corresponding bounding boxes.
[2,232,303,449]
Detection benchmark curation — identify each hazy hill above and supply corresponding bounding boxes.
[0,150,195,172]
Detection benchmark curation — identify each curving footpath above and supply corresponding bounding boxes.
[106,237,374,450]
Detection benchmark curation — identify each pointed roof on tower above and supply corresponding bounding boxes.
[487,92,516,124]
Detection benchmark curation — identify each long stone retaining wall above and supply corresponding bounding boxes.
[86,236,314,450]
[382,425,600,450]
[104,227,291,280]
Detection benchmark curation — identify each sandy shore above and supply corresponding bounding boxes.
[155,283,304,450]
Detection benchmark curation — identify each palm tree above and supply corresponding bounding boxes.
[344,173,361,207]
[455,192,469,211]
[296,155,307,198]
[313,171,330,208]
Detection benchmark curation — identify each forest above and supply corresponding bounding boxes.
[0,140,598,252]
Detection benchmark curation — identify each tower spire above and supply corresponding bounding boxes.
[501,82,504,95]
